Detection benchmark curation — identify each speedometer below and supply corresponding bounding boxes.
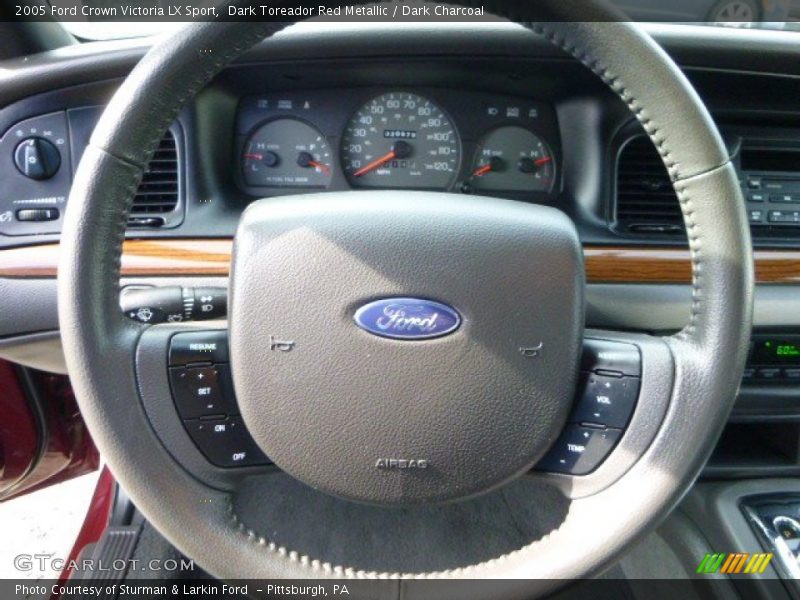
[341,92,460,189]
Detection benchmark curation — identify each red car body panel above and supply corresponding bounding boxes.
[0,359,99,501]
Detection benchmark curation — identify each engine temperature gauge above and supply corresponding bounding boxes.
[470,126,555,193]
[242,118,332,188]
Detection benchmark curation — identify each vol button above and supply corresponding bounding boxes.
[570,373,639,428]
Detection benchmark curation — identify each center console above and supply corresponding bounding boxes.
[743,494,800,585]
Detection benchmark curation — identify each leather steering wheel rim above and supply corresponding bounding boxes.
[58,0,753,595]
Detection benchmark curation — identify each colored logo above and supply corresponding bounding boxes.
[697,552,773,574]
[354,298,461,340]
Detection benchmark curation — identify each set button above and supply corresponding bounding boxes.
[169,365,238,419]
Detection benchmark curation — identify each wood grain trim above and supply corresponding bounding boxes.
[1,240,800,284]
[0,239,233,279]
[584,246,800,284]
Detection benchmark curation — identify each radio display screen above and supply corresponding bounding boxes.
[752,338,800,365]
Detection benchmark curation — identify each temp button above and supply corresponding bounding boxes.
[536,425,622,475]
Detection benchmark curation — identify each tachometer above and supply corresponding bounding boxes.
[341,92,460,189]
[470,126,555,193]
[242,118,332,188]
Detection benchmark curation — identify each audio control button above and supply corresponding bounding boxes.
[570,373,639,428]
[536,425,621,475]
[581,339,641,377]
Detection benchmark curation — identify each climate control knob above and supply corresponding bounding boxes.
[13,137,61,180]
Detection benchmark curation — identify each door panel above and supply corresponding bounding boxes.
[0,359,39,495]
[0,359,99,501]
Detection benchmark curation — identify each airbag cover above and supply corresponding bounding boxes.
[230,191,584,505]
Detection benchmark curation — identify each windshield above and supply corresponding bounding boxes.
[54,0,800,40]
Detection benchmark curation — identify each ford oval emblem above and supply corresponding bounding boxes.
[354,297,461,340]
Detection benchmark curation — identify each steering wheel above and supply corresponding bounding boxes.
[58,1,753,596]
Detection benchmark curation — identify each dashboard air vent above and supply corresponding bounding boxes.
[616,136,683,235]
[130,130,179,226]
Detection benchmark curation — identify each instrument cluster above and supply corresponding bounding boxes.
[235,88,560,201]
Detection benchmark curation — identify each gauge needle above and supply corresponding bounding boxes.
[308,161,330,175]
[243,153,263,160]
[353,150,396,178]
[297,151,330,175]
[472,164,493,177]
[473,156,505,178]
[534,157,552,166]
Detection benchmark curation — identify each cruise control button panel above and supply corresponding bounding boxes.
[168,331,269,468]
[537,338,641,475]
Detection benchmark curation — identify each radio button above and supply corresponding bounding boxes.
[757,368,783,381]
[748,192,767,203]
[771,194,799,204]
[768,211,800,224]
[784,369,800,381]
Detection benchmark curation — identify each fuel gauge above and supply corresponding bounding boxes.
[470,126,555,193]
[242,118,332,188]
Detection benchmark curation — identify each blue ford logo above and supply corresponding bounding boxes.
[354,298,461,340]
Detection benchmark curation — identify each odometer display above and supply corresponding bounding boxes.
[342,92,460,189]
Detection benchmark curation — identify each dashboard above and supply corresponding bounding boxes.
[235,89,559,199]
[1,22,800,481]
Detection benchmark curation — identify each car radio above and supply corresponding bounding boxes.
[743,334,800,383]
[739,140,800,229]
